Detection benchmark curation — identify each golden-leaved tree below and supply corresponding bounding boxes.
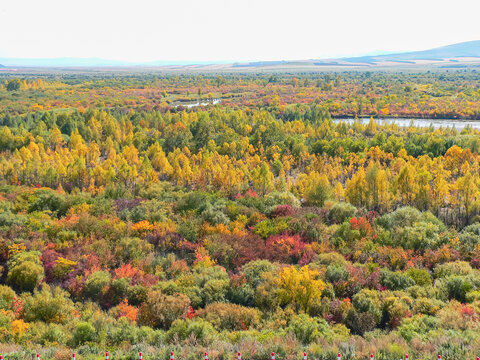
[277,265,325,313]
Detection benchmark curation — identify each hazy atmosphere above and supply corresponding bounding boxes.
[1,0,480,62]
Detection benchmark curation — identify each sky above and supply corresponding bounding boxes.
[1,0,480,63]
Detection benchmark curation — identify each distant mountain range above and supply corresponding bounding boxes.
[338,40,480,64]
[234,40,480,68]
[0,41,480,69]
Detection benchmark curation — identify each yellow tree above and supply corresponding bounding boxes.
[296,171,332,206]
[365,117,377,136]
[431,162,450,216]
[69,130,88,158]
[395,163,418,206]
[149,143,173,178]
[365,163,391,212]
[277,265,325,313]
[122,145,139,165]
[444,145,465,177]
[415,166,432,211]
[454,163,480,224]
[334,181,345,201]
[49,126,64,149]
[376,168,391,213]
[346,167,368,208]
[366,164,380,209]
[252,162,274,195]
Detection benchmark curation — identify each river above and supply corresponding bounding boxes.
[174,98,222,108]
[334,117,480,130]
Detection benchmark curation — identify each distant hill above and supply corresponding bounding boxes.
[0,64,5,68]
[234,40,480,69]
[339,40,480,64]
[0,40,480,69]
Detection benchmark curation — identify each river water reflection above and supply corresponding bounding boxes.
[334,118,480,130]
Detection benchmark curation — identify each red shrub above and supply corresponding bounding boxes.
[41,248,61,282]
[265,233,306,263]
[209,233,266,269]
[272,204,295,218]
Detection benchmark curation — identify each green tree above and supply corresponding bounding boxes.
[23,285,75,324]
[0,285,16,310]
[84,271,111,301]
[7,251,45,292]
[73,322,97,345]
[6,78,21,91]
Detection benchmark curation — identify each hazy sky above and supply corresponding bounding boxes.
[1,0,479,62]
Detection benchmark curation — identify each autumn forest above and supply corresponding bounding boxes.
[2,70,480,360]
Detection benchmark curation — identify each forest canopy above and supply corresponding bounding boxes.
[1,70,480,359]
